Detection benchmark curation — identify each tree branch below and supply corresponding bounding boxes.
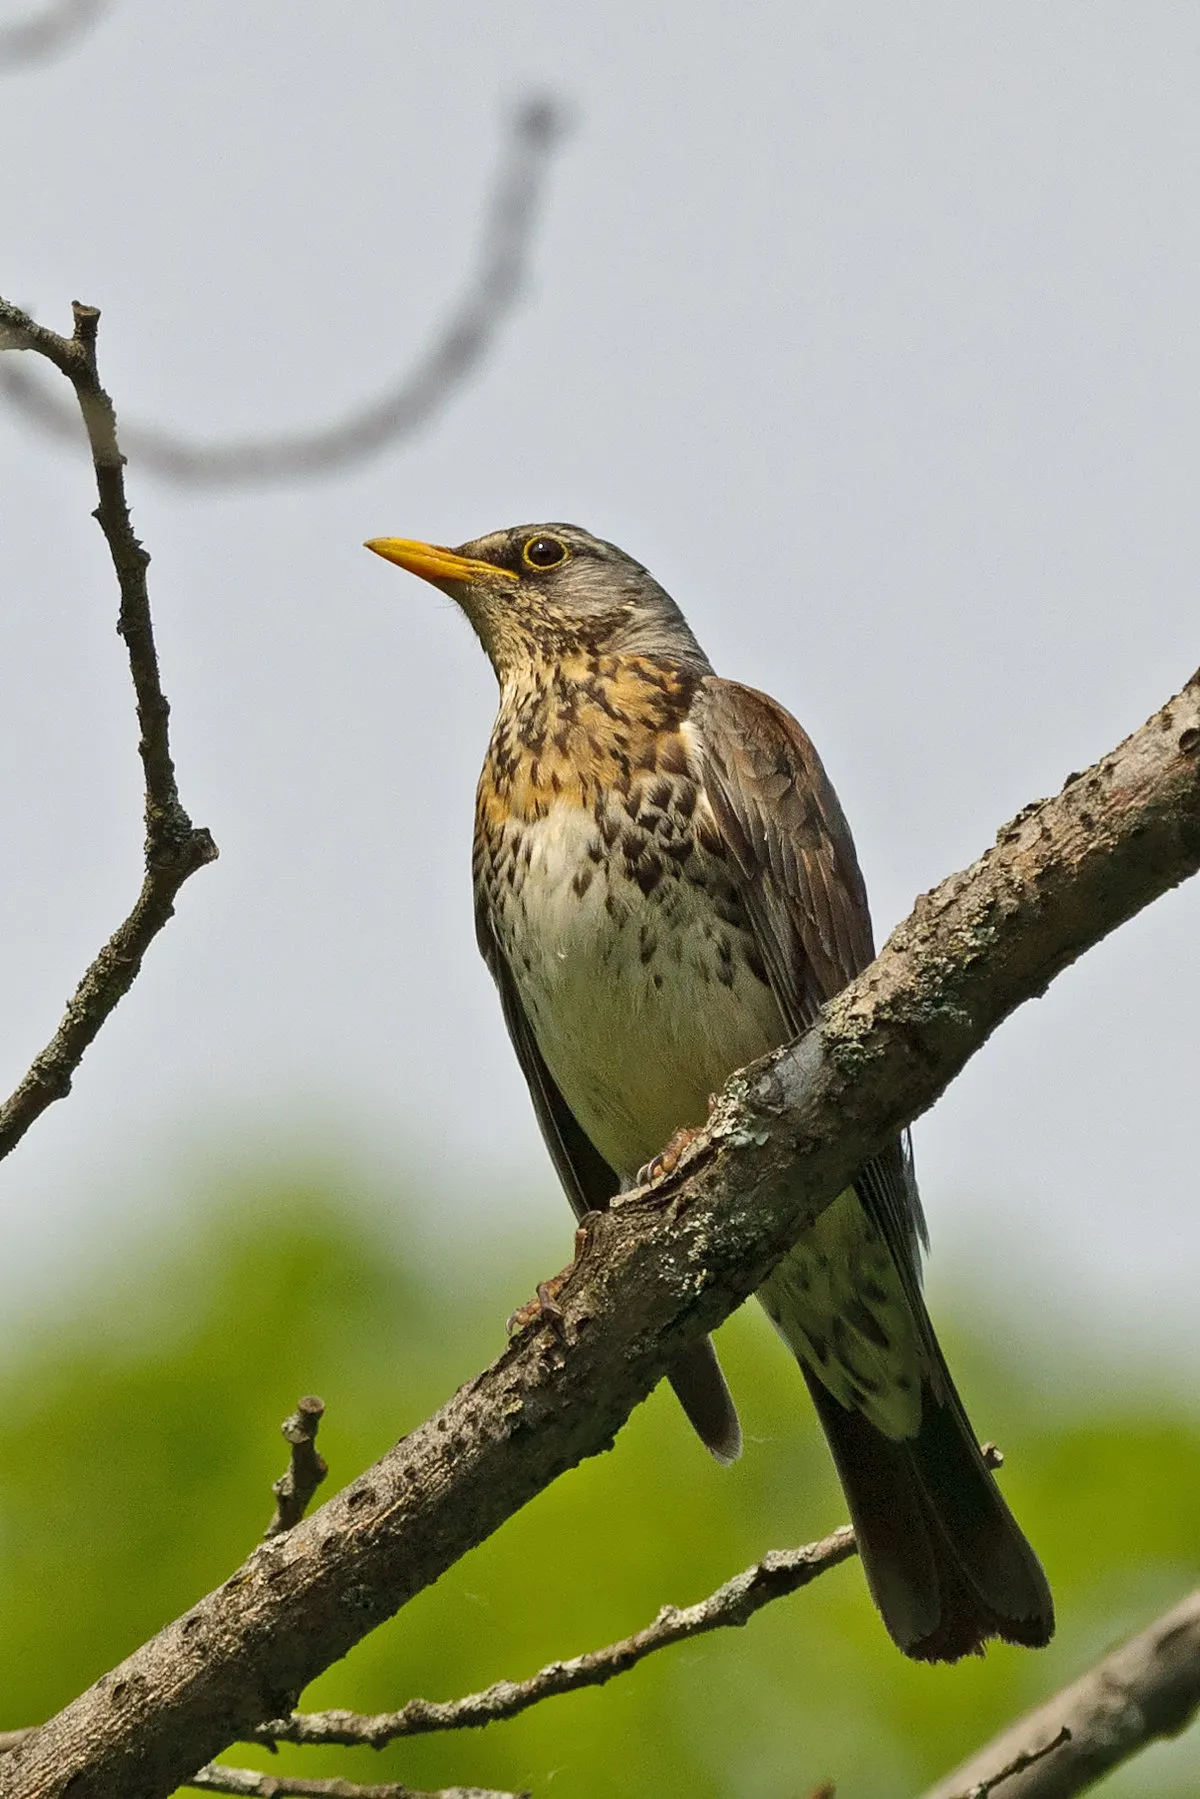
[265,1399,328,1539]
[0,1529,852,1787]
[0,1742,524,1799]
[924,1590,1200,1798]
[250,1527,855,1747]
[1,671,1197,1799]
[0,0,111,69]
[1,1522,848,1796]
[0,100,566,484]
[0,296,217,1166]
[188,1770,523,1799]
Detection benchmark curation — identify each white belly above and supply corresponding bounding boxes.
[487,801,784,1179]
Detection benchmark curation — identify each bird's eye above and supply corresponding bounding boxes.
[522,535,568,570]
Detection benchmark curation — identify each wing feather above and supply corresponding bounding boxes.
[690,677,928,1286]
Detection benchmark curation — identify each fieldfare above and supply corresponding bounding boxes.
[366,522,1054,1662]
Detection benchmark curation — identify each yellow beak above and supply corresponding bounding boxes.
[364,537,518,587]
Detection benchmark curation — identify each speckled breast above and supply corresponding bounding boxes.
[473,656,785,1179]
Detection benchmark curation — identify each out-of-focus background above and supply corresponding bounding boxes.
[1,5,1197,1795]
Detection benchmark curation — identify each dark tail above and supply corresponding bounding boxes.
[802,1363,1053,1661]
[668,1337,743,1465]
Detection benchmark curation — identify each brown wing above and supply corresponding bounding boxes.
[690,676,927,1278]
[691,679,1054,1656]
[691,677,874,1028]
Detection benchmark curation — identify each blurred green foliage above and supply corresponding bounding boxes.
[1,1166,1197,1798]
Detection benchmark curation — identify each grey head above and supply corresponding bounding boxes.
[365,522,713,682]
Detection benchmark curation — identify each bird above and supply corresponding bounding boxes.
[365,521,1054,1662]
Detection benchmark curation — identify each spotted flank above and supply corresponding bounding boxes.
[759,1188,926,1440]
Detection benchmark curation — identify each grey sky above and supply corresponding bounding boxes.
[1,3,1197,1362]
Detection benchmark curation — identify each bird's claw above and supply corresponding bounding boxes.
[506,1214,601,1342]
[506,1273,569,1340]
[636,1125,702,1189]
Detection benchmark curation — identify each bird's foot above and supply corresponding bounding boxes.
[506,1274,569,1341]
[506,1215,600,1341]
[636,1125,703,1189]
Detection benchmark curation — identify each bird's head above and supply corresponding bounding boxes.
[365,522,710,681]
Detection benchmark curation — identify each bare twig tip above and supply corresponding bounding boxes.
[265,1397,329,1538]
[71,300,100,346]
[516,96,570,144]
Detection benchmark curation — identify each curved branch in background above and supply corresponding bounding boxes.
[923,1589,1200,1799]
[0,296,217,1165]
[0,0,111,69]
[0,100,567,485]
[0,670,1197,1799]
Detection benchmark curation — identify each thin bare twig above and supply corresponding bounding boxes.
[0,1529,854,1771]
[0,295,217,1165]
[0,1735,525,1798]
[265,1398,328,1539]
[189,1769,524,1799]
[0,99,567,484]
[923,1591,1200,1798]
[953,1727,1071,1798]
[253,1528,856,1748]
[0,0,111,68]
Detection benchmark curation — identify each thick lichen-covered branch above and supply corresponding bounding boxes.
[1,672,1197,1799]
